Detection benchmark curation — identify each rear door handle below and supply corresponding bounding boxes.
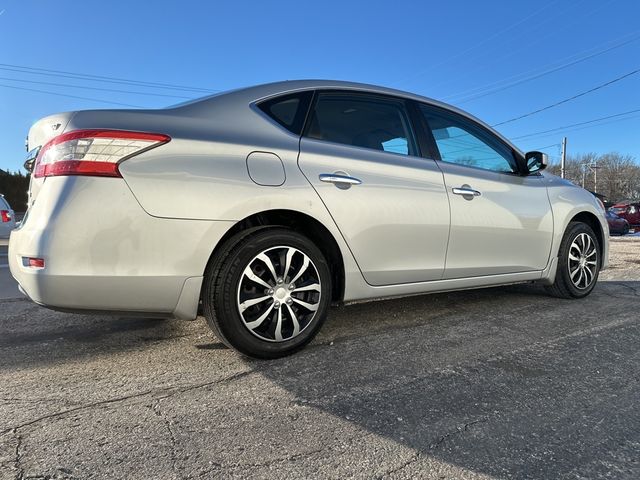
[319,173,362,186]
[452,186,481,197]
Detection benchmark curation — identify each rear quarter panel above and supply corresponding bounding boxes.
[61,93,367,302]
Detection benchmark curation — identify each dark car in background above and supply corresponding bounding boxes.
[606,210,630,235]
[610,201,640,229]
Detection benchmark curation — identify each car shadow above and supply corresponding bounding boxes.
[2,281,639,478]
[240,280,640,478]
[0,299,199,371]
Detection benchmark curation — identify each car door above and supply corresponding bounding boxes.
[298,91,450,286]
[418,103,554,279]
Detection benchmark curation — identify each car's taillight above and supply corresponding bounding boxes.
[0,210,11,222]
[33,129,170,178]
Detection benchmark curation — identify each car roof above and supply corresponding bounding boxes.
[178,79,524,156]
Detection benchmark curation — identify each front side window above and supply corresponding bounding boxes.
[305,93,417,156]
[420,105,517,173]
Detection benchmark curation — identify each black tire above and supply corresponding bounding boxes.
[202,228,332,359]
[545,221,600,299]
[623,224,630,236]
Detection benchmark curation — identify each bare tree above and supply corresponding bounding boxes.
[547,152,639,202]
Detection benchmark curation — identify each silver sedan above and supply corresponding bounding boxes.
[9,80,608,358]
[0,194,16,239]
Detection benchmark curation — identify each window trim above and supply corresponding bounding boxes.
[301,89,423,159]
[415,102,527,176]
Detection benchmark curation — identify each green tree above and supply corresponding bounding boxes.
[0,170,29,212]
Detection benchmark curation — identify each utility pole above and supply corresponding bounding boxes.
[592,160,599,194]
[560,137,567,179]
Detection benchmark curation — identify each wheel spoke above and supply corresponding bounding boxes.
[240,295,271,312]
[274,307,283,341]
[286,303,300,337]
[570,242,582,256]
[289,255,310,285]
[575,268,584,287]
[570,266,581,279]
[292,297,319,312]
[293,283,321,293]
[283,247,295,281]
[568,253,580,262]
[257,253,278,281]
[245,302,275,330]
[583,265,593,284]
[242,266,272,289]
[586,249,597,258]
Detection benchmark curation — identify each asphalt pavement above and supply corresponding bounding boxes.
[0,239,639,479]
[0,240,19,301]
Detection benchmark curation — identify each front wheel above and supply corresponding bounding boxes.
[202,228,332,359]
[546,221,600,299]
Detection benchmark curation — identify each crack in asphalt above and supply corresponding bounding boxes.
[429,418,489,450]
[152,400,181,478]
[377,418,489,478]
[0,369,256,437]
[13,430,23,480]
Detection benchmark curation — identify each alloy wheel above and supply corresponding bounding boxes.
[236,246,322,342]
[567,232,598,290]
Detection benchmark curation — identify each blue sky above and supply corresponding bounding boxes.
[1,0,639,172]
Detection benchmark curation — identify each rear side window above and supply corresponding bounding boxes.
[258,91,313,135]
[305,93,417,156]
[420,104,517,173]
[0,197,8,209]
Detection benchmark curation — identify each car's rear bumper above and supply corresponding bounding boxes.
[0,221,16,239]
[9,176,233,319]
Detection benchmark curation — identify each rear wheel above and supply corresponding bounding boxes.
[546,221,600,299]
[203,228,331,358]
[622,224,630,235]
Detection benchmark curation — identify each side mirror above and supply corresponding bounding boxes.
[23,147,40,173]
[23,158,35,173]
[525,151,548,174]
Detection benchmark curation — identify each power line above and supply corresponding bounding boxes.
[430,0,617,94]
[444,30,639,101]
[394,0,563,86]
[531,143,562,151]
[511,109,640,140]
[0,63,218,93]
[492,68,640,127]
[445,33,640,103]
[0,83,143,108]
[0,76,194,99]
[518,113,640,141]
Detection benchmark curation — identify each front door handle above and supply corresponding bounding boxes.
[452,186,481,197]
[319,173,362,186]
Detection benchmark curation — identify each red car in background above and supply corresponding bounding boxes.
[610,201,640,229]
[606,210,630,235]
